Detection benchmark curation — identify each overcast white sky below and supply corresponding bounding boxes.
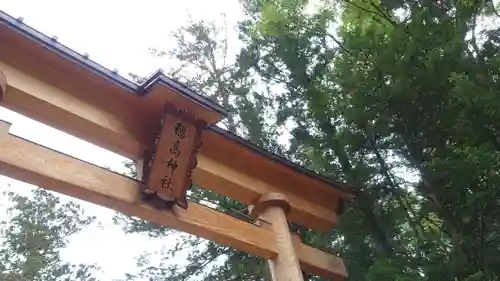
[0,0,244,280]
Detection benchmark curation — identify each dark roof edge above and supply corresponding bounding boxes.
[0,10,138,92]
[0,10,353,196]
[208,126,354,195]
[138,70,228,117]
[0,10,228,117]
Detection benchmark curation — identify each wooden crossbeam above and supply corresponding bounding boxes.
[0,121,347,280]
[0,62,339,232]
[0,61,144,159]
[193,155,338,230]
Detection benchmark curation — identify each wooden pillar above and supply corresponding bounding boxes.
[250,192,305,281]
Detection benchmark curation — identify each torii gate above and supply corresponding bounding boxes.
[0,11,354,281]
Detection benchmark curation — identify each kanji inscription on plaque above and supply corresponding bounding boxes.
[143,103,205,209]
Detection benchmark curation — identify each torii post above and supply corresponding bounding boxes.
[0,10,354,281]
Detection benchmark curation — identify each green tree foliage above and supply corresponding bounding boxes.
[121,0,500,280]
[0,187,99,281]
[238,0,500,280]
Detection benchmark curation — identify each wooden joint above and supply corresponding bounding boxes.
[291,232,302,246]
[139,182,177,210]
[0,119,12,134]
[250,192,291,218]
[0,70,6,103]
[336,198,346,215]
[164,102,209,129]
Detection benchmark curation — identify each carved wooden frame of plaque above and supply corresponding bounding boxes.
[140,102,206,210]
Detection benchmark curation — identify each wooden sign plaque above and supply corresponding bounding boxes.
[142,103,206,209]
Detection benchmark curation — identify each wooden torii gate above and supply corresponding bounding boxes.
[0,11,354,281]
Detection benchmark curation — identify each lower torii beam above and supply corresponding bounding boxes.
[0,120,347,280]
